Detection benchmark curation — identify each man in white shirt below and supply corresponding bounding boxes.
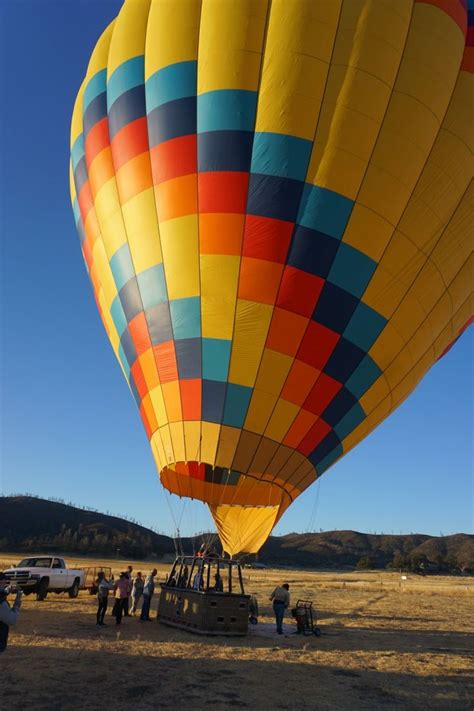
[269,583,290,635]
[140,569,157,621]
[0,579,23,652]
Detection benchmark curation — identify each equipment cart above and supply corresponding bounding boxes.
[291,599,321,636]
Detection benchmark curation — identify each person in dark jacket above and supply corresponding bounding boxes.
[177,565,189,588]
[124,565,133,616]
[212,573,224,592]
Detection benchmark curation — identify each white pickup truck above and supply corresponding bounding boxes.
[3,557,85,600]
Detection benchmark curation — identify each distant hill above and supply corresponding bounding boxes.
[1,496,472,570]
[0,495,173,559]
[259,531,474,570]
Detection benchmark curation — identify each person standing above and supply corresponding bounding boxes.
[124,565,133,616]
[0,580,22,652]
[112,572,131,625]
[212,573,224,592]
[270,583,290,635]
[129,572,144,615]
[140,569,157,621]
[192,566,204,590]
[96,571,114,626]
[177,565,189,588]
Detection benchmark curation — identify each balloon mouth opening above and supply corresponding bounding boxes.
[160,461,292,508]
[160,461,293,555]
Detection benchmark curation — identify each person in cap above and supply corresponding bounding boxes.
[270,583,290,635]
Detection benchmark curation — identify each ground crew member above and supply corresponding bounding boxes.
[270,583,290,634]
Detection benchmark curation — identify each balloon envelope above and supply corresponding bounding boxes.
[70,0,473,555]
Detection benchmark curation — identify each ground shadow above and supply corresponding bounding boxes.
[317,608,441,624]
[1,642,472,711]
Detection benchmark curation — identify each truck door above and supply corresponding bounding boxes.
[52,558,65,587]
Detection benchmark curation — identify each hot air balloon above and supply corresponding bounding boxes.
[70,0,473,557]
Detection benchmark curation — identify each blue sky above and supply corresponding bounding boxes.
[0,0,472,539]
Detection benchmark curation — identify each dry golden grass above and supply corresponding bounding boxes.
[0,552,473,710]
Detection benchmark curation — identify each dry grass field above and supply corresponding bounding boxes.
[0,552,473,710]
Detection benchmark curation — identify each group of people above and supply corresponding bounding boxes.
[97,568,290,633]
[0,565,293,650]
[95,565,157,626]
[97,561,291,636]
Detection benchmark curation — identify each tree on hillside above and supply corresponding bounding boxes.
[408,553,424,572]
[387,550,406,571]
[445,554,460,573]
[356,556,374,570]
[435,553,445,569]
[461,560,474,575]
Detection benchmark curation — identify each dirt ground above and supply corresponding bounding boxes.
[0,553,472,710]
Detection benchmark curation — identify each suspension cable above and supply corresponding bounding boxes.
[306,478,322,533]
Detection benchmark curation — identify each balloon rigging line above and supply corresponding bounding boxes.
[307,479,321,534]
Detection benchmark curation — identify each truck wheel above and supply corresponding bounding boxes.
[68,578,80,599]
[36,578,49,601]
